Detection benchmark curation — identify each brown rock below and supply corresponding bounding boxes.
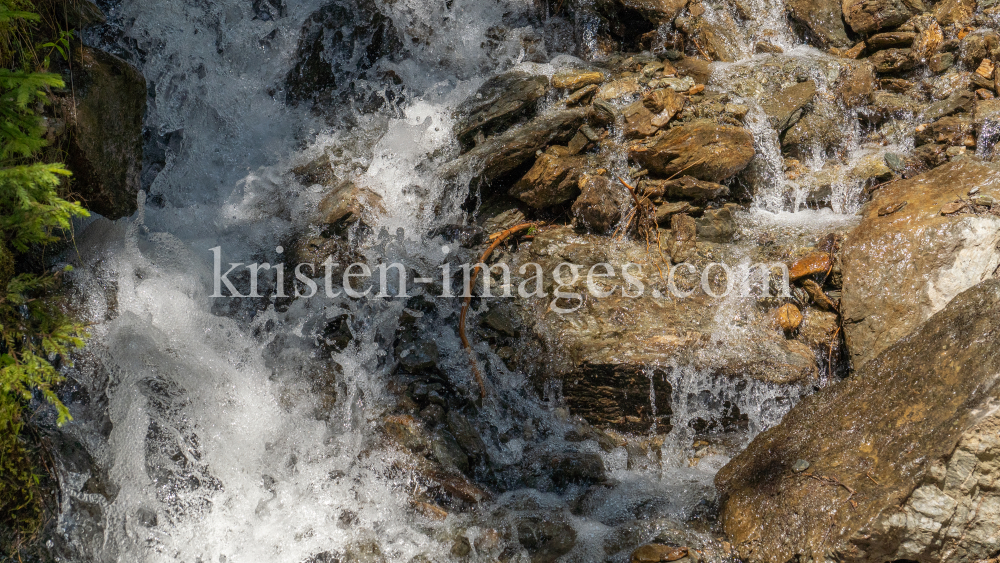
[572,174,625,234]
[840,159,1000,368]
[654,201,691,224]
[669,213,697,263]
[933,0,975,25]
[552,70,605,89]
[843,41,866,58]
[318,180,384,227]
[977,58,996,79]
[866,32,913,49]
[619,0,690,24]
[761,80,816,132]
[716,279,1000,563]
[596,77,642,100]
[639,176,729,201]
[914,116,975,146]
[786,0,852,49]
[673,57,711,84]
[623,102,662,139]
[842,0,922,34]
[629,122,755,182]
[776,303,804,332]
[441,108,589,192]
[509,153,588,208]
[834,60,876,105]
[801,279,837,311]
[869,48,916,73]
[565,84,598,107]
[453,71,549,149]
[911,15,942,62]
[631,544,688,562]
[940,200,967,214]
[789,252,832,280]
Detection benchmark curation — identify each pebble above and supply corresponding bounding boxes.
[941,201,968,215]
[776,303,804,333]
[792,459,811,473]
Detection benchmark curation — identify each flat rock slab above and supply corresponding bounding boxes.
[840,159,1000,369]
[716,279,1000,563]
[629,122,755,182]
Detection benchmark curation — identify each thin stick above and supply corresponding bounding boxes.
[460,222,540,397]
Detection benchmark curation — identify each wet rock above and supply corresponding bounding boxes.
[620,0,690,24]
[717,279,1000,563]
[623,88,687,138]
[921,90,975,122]
[509,152,589,208]
[915,115,976,146]
[843,0,922,34]
[284,1,402,107]
[551,70,605,90]
[629,122,755,182]
[866,31,914,50]
[867,91,925,121]
[781,98,846,159]
[841,159,1000,368]
[869,48,916,73]
[834,60,877,105]
[631,544,688,562]
[668,213,698,263]
[442,108,590,192]
[929,52,955,73]
[572,173,626,234]
[597,77,642,100]
[934,0,975,24]
[788,251,832,280]
[762,80,816,132]
[522,448,607,490]
[695,206,736,242]
[516,515,577,563]
[454,72,549,150]
[654,201,692,224]
[674,57,712,84]
[639,176,729,201]
[786,0,851,48]
[911,15,943,62]
[776,303,803,332]
[395,338,439,372]
[675,13,742,62]
[54,46,145,219]
[317,180,384,230]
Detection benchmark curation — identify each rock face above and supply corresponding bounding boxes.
[486,226,820,432]
[453,72,549,150]
[840,159,1000,369]
[785,0,851,48]
[628,122,755,182]
[58,46,146,219]
[716,279,1000,563]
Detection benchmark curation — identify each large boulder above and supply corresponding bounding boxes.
[55,46,145,219]
[628,122,755,182]
[785,0,852,49]
[840,159,1000,369]
[716,279,1000,563]
[483,226,821,433]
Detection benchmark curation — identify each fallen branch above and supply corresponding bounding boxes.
[460,222,541,397]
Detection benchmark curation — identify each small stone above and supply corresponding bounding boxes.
[552,70,605,90]
[789,252,832,280]
[564,84,598,107]
[792,459,811,473]
[844,41,866,58]
[656,76,695,92]
[688,83,705,95]
[754,41,784,54]
[977,58,996,80]
[972,194,995,207]
[884,152,905,172]
[877,201,907,216]
[631,543,689,562]
[596,77,641,100]
[657,49,683,61]
[977,88,995,100]
[928,52,955,73]
[654,201,692,225]
[642,62,665,77]
[940,201,967,214]
[801,279,838,311]
[777,303,804,333]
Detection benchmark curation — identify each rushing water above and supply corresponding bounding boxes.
[34,0,879,561]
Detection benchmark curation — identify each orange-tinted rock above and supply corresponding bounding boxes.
[631,543,688,562]
[776,303,804,332]
[788,252,832,280]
